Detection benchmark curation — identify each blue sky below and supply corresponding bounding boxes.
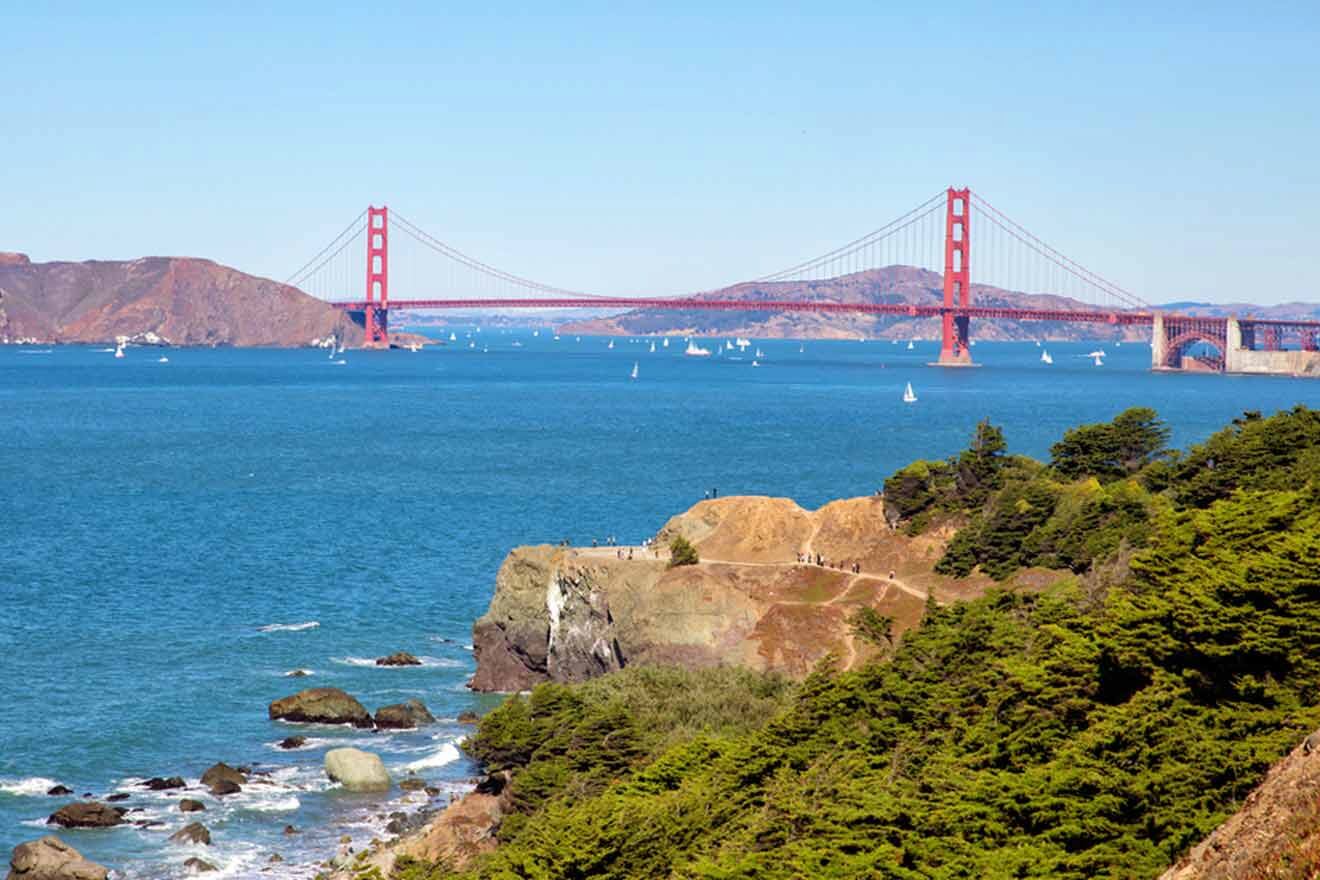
[4,2,1317,303]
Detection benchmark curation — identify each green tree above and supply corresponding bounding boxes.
[1051,406,1170,481]
[668,535,699,567]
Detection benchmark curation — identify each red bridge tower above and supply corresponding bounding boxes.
[936,187,973,366]
[364,206,390,347]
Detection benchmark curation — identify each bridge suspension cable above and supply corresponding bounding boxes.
[753,191,948,283]
[285,209,367,290]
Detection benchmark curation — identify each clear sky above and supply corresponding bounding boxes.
[4,2,1317,303]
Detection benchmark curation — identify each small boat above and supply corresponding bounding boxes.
[902,382,917,404]
[906,340,915,351]
[469,341,476,349]
[114,342,125,359]
[332,358,347,365]
[483,345,489,353]
[532,330,539,337]
[725,340,734,351]
[799,344,805,353]
[751,359,760,367]
[649,342,656,353]
[735,337,750,350]
[1092,354,1104,367]
[1035,340,1041,347]
[449,332,457,342]
[755,348,764,358]
[409,342,421,352]
[553,335,560,341]
[511,341,523,348]
[328,345,335,359]
[1087,349,1107,359]
[684,340,712,358]
[607,340,614,349]
[662,337,670,348]
[158,355,169,363]
[1041,350,1053,365]
[630,362,638,380]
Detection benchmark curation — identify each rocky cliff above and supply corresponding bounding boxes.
[0,253,360,347]
[559,266,1152,341]
[469,495,1053,691]
[1160,726,1320,879]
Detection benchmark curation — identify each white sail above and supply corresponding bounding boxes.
[684,340,712,357]
[649,342,656,353]
[1041,350,1053,364]
[630,362,638,380]
[608,339,614,349]
[906,340,915,350]
[662,337,670,348]
[902,382,917,404]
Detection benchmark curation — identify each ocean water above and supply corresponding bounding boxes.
[3,332,1319,878]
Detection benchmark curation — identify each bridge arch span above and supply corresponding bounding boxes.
[1162,330,1226,371]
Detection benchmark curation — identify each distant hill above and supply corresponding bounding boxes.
[1153,300,1320,321]
[560,266,1150,341]
[0,251,358,346]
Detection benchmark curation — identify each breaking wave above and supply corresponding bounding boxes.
[258,621,320,633]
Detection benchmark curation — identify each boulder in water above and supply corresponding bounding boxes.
[179,799,205,813]
[7,835,108,880]
[168,822,211,846]
[46,802,124,829]
[200,763,245,796]
[277,736,306,750]
[324,748,391,792]
[398,778,426,791]
[44,785,73,797]
[142,776,185,791]
[456,711,479,724]
[182,857,217,873]
[104,794,129,803]
[375,652,421,667]
[268,688,373,728]
[373,699,436,730]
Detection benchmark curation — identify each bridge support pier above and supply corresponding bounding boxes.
[934,188,975,367]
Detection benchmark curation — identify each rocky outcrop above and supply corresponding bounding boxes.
[277,736,307,750]
[6,836,108,880]
[142,776,184,791]
[470,495,1016,692]
[0,255,360,347]
[269,688,372,728]
[43,786,72,797]
[324,748,391,792]
[1160,726,1320,878]
[182,857,216,873]
[179,799,205,813]
[375,652,421,666]
[199,763,245,796]
[46,803,124,829]
[168,823,211,846]
[374,699,435,730]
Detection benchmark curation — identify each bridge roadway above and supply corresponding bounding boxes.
[332,298,1160,325]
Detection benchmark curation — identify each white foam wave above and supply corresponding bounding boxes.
[333,655,462,669]
[242,794,301,812]
[0,777,60,797]
[258,621,320,633]
[404,742,461,771]
[282,668,315,677]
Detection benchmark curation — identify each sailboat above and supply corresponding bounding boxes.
[1041,350,1053,365]
[649,341,656,353]
[662,337,670,348]
[735,337,750,350]
[799,344,805,353]
[684,340,712,357]
[906,340,915,351]
[449,332,457,342]
[754,348,764,359]
[902,382,917,404]
[532,330,539,337]
[1092,354,1104,367]
[1035,340,1041,347]
[607,339,614,349]
[114,341,125,359]
[751,359,760,367]
[630,362,638,380]
[158,355,169,363]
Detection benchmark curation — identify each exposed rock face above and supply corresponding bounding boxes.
[43,786,72,797]
[375,652,421,667]
[324,748,391,792]
[331,789,506,879]
[179,799,205,813]
[0,255,361,346]
[373,699,435,730]
[1160,725,1320,878]
[46,802,124,829]
[6,836,108,880]
[277,736,307,750]
[182,857,216,873]
[470,495,1012,692]
[168,822,211,846]
[269,688,372,728]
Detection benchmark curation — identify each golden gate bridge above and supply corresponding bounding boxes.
[287,188,1320,373]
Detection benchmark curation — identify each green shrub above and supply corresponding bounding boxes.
[668,535,699,567]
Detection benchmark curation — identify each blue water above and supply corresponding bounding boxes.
[3,333,1319,878]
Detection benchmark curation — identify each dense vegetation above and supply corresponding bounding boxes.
[668,535,700,567]
[409,406,1320,879]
